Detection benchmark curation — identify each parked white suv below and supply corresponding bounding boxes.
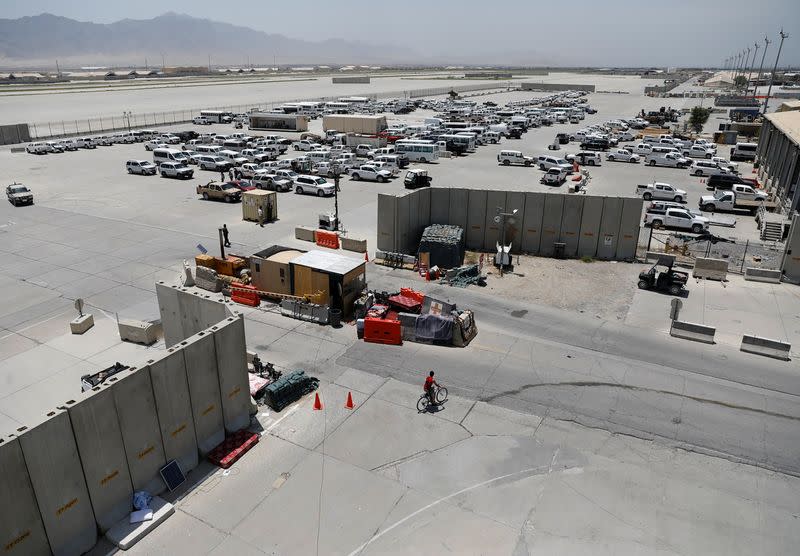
[498,150,534,166]
[294,139,321,151]
[193,116,211,125]
[159,161,194,179]
[294,175,335,196]
[537,156,572,172]
[690,160,728,177]
[350,164,393,183]
[606,149,639,163]
[126,160,157,175]
[26,142,48,154]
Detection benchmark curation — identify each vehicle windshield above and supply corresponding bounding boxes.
[315,178,328,185]
[9,185,29,193]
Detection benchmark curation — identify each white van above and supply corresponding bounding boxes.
[651,145,679,156]
[497,150,533,166]
[153,148,190,165]
[731,142,757,161]
[307,150,332,164]
[222,139,247,151]
[373,154,401,174]
[218,149,248,166]
[195,144,222,154]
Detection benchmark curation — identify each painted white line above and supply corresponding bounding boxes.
[347,464,551,556]
[0,309,73,341]
[266,403,300,431]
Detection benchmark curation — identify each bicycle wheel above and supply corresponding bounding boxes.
[416,395,429,412]
[436,387,448,404]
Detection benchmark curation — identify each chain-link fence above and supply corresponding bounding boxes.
[24,83,518,142]
[637,228,785,273]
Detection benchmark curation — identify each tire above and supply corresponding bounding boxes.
[416,395,429,413]
[524,161,531,166]
[351,173,360,181]
[703,204,715,212]
[694,169,703,176]
[691,224,703,233]
[295,187,303,194]
[669,284,681,296]
[502,160,510,166]
[317,189,325,197]
[629,158,637,163]
[127,168,132,174]
[643,192,652,200]
[638,280,649,290]
[652,219,663,229]
[161,172,167,177]
[539,164,546,171]
[608,155,615,161]
[588,160,595,166]
[202,192,209,200]
[705,153,712,159]
[294,145,299,151]
[377,176,386,183]
[420,157,427,163]
[225,196,232,203]
[673,195,683,203]
[436,387,448,404]
[649,160,656,166]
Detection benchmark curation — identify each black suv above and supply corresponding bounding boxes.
[579,138,610,151]
[706,174,749,190]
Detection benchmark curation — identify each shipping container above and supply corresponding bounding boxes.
[323,115,388,135]
[242,190,278,223]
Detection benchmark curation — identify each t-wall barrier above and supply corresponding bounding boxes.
[378,188,642,261]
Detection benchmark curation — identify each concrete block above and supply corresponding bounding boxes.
[294,226,316,242]
[521,192,544,254]
[693,258,728,281]
[156,282,182,347]
[341,237,367,253]
[448,188,469,233]
[740,335,791,360]
[408,190,421,253]
[18,410,97,556]
[377,194,397,253]
[70,313,94,335]
[430,187,450,224]
[417,186,432,235]
[504,191,526,254]
[396,193,411,254]
[744,267,782,283]
[577,195,603,258]
[148,348,199,474]
[465,189,487,250]
[118,318,159,345]
[597,197,623,259]
[0,436,51,556]
[105,496,175,550]
[617,197,643,261]
[180,331,225,454]
[540,194,564,257]
[559,195,584,257]
[669,320,716,344]
[108,367,167,496]
[178,287,205,345]
[64,388,133,533]
[212,316,251,433]
[483,191,507,252]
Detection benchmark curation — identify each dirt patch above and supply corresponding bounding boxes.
[480,254,645,321]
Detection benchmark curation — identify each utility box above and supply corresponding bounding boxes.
[242,190,278,223]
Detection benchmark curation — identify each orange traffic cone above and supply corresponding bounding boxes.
[345,392,354,410]
[313,392,322,411]
[364,251,369,262]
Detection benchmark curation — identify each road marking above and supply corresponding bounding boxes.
[266,404,300,431]
[0,309,73,341]
[347,464,551,556]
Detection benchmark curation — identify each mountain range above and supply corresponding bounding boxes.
[0,12,419,68]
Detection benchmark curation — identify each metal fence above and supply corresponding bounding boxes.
[23,82,517,142]
[637,228,785,273]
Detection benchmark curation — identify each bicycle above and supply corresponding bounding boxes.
[417,384,448,412]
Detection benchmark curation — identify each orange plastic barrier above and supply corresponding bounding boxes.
[363,318,402,346]
[230,282,260,307]
[315,230,340,249]
[399,287,425,305]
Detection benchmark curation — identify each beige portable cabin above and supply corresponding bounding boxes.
[241,190,277,223]
[249,246,303,295]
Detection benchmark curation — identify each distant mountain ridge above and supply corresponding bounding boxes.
[0,12,417,67]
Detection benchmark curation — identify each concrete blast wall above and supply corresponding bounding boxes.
[379,188,642,261]
[332,76,370,84]
[156,282,235,347]
[0,304,250,555]
[521,83,596,92]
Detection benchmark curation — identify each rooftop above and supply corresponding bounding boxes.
[766,110,800,146]
[290,249,365,275]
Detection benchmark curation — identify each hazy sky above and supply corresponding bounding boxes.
[2,0,798,66]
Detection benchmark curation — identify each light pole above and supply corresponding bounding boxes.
[755,36,770,101]
[495,207,517,277]
[123,111,132,132]
[331,163,342,232]
[741,47,752,92]
[764,30,789,114]
[746,42,759,97]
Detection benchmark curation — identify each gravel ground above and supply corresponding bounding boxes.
[475,253,645,321]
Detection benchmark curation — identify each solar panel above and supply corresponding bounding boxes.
[159,460,186,491]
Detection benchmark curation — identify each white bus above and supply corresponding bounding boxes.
[442,121,471,131]
[395,140,440,163]
[200,110,229,123]
[339,96,371,105]
[439,134,476,153]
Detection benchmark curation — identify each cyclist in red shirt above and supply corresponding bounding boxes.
[423,371,439,406]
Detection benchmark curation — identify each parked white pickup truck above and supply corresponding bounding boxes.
[645,207,709,233]
[699,189,767,213]
[636,182,687,202]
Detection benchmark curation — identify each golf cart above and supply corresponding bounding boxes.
[637,258,687,296]
[404,169,432,189]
